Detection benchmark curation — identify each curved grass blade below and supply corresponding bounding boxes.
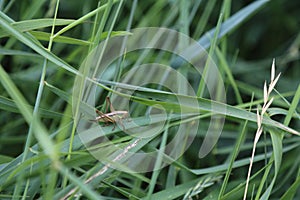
[0,18,75,38]
[0,12,79,75]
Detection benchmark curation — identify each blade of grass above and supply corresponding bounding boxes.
[192,0,217,39]
[142,179,199,200]
[13,2,61,198]
[257,79,300,200]
[256,129,282,200]
[283,84,300,126]
[46,79,300,136]
[146,114,171,198]
[280,175,300,200]
[56,164,105,200]
[198,0,269,49]
[0,64,58,160]
[197,12,223,97]
[216,47,243,104]
[278,85,300,200]
[0,18,75,38]
[218,95,253,199]
[0,11,79,75]
[190,143,298,175]
[52,0,121,39]
[0,95,65,118]
[172,0,269,68]
[222,162,272,200]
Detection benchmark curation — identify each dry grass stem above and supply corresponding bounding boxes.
[243,59,280,200]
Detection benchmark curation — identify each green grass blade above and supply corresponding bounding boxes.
[283,84,300,126]
[52,0,121,39]
[198,0,269,49]
[0,12,79,75]
[0,18,75,38]
[0,64,58,161]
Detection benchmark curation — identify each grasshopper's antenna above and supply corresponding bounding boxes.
[106,97,116,112]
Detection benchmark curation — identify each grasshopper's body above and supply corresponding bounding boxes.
[91,97,128,130]
[94,110,128,122]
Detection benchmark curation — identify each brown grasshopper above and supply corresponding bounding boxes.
[91,97,128,130]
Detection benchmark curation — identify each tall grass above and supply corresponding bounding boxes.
[0,0,300,199]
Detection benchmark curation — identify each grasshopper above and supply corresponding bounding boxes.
[91,97,128,130]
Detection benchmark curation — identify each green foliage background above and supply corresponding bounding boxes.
[0,0,299,199]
